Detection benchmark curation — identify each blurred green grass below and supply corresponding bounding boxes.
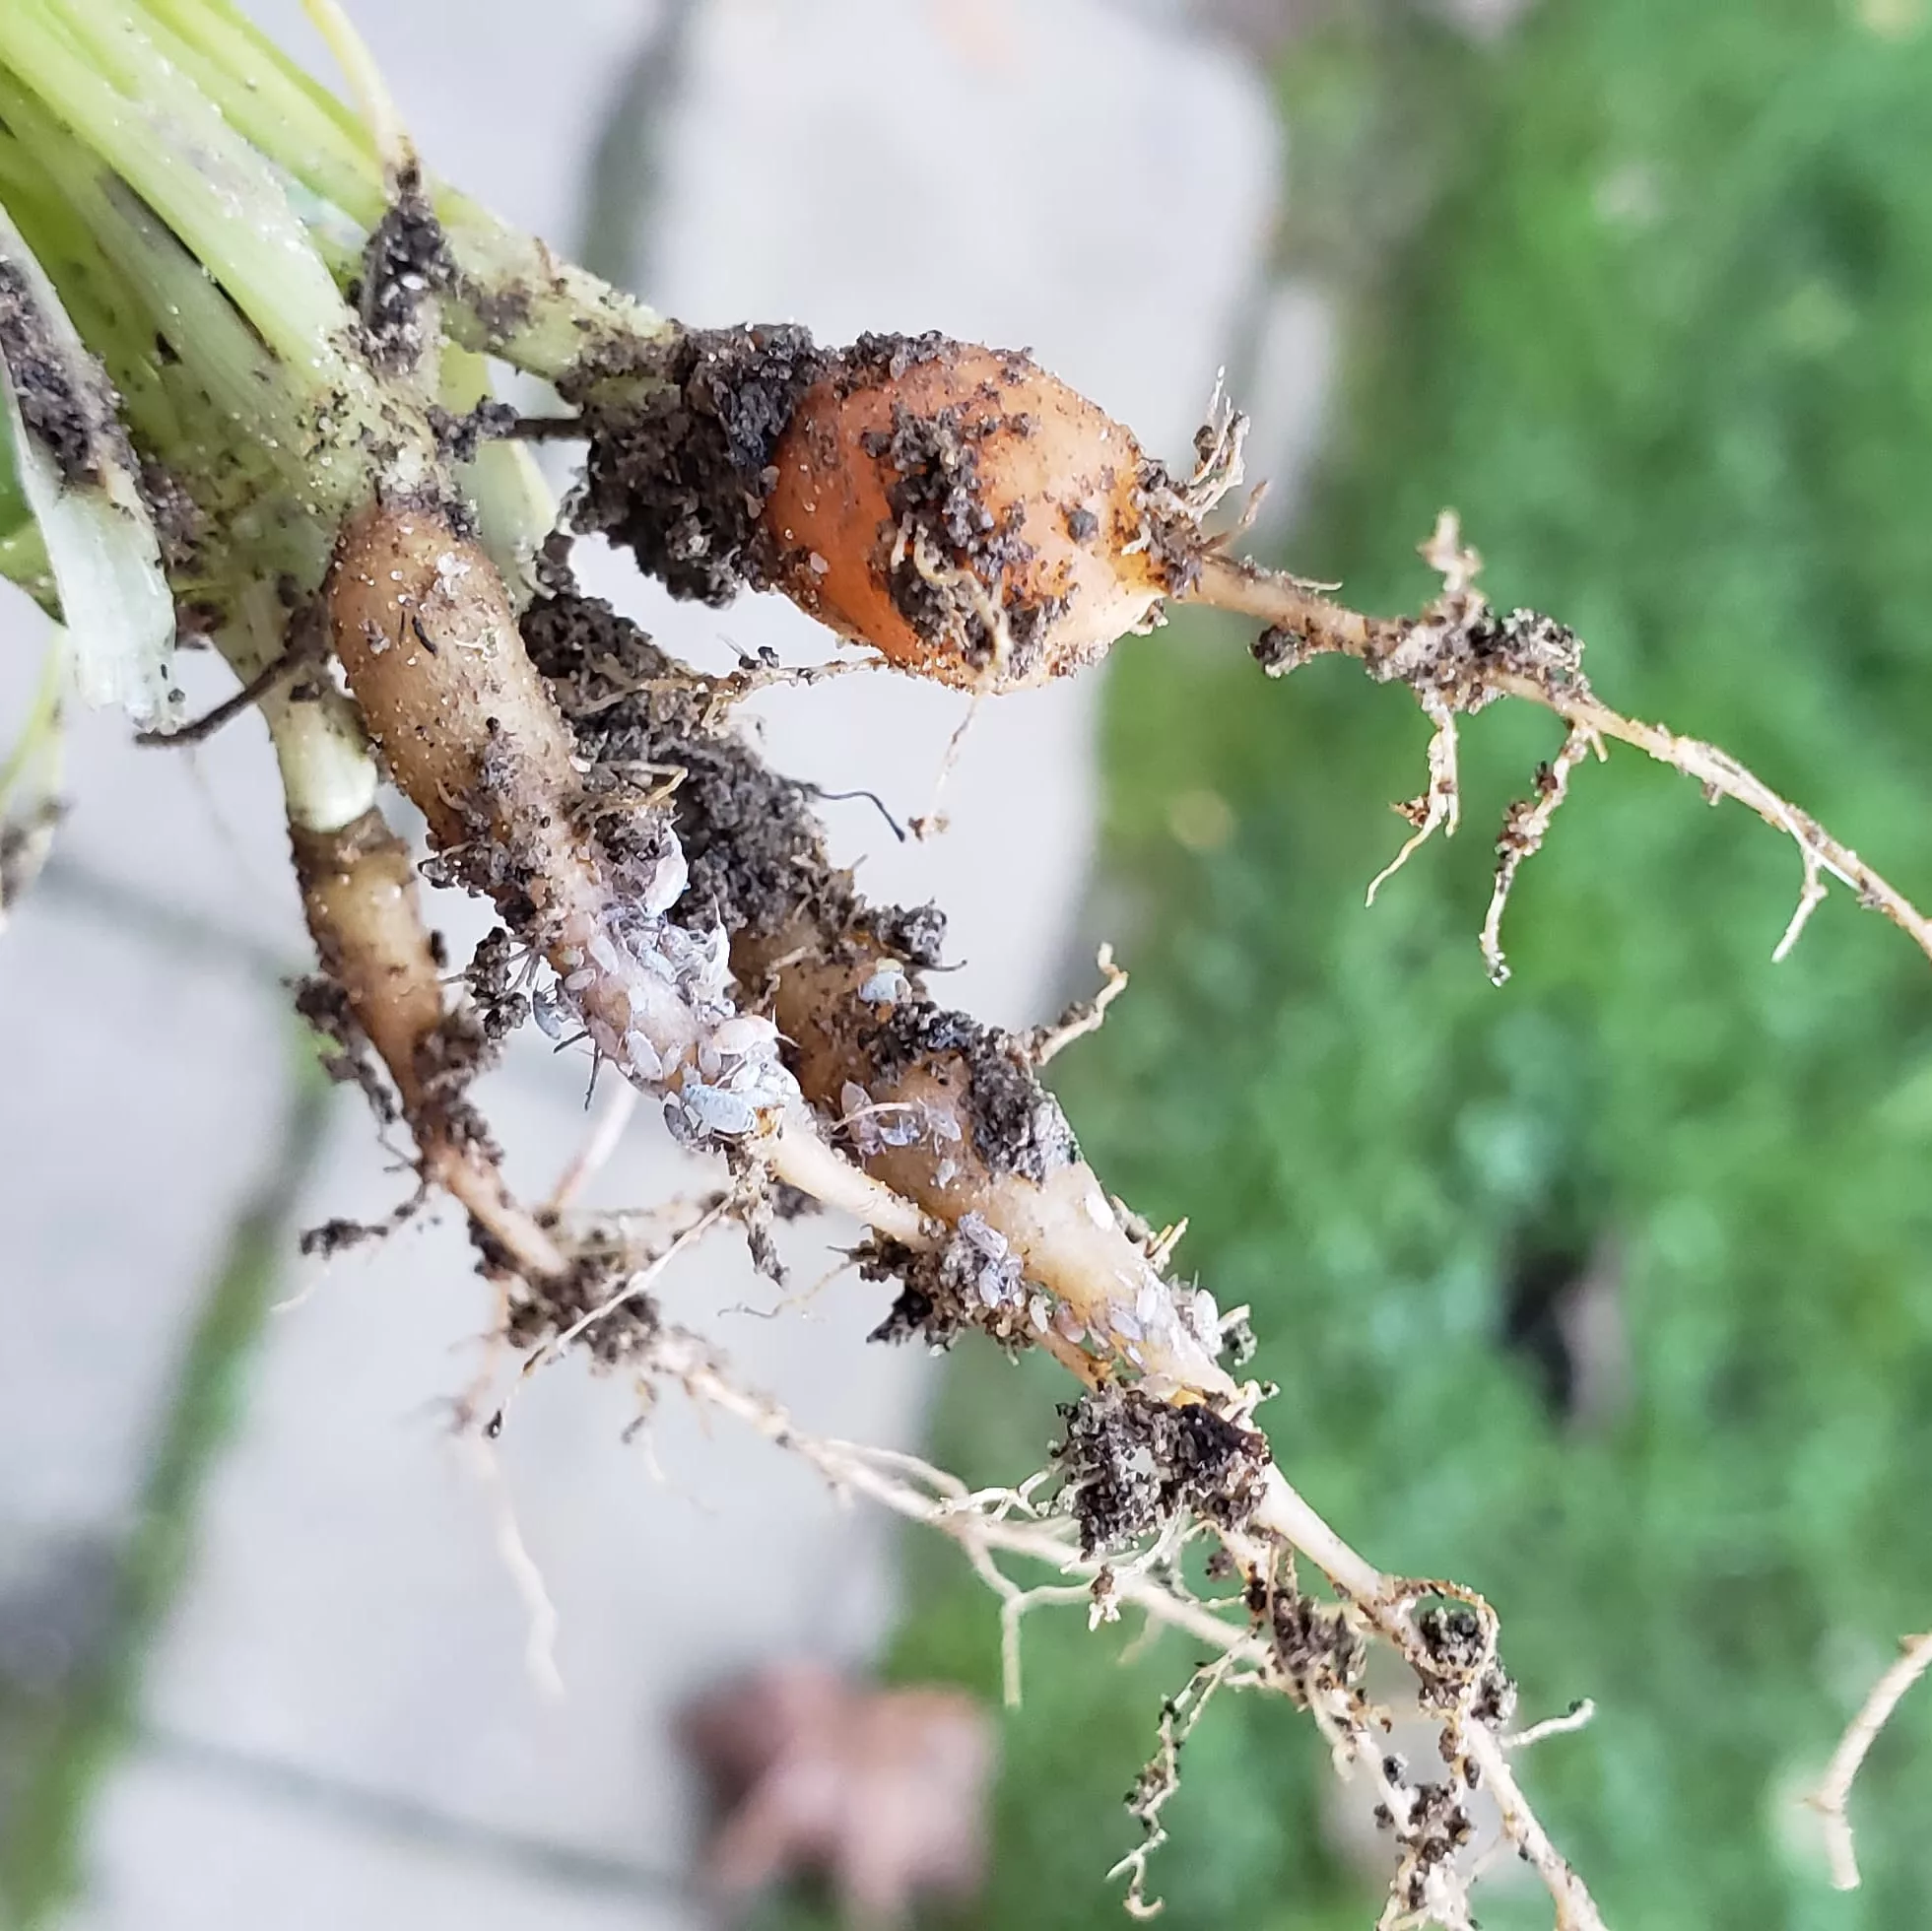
[869,3,1932,1927]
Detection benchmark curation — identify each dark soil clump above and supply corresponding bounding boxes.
[506,1253,657,1366]
[292,973,397,1125]
[865,1002,1076,1182]
[856,1213,1036,1353]
[352,165,454,376]
[860,899,948,969]
[1269,1589,1367,1701]
[1052,1387,1270,1556]
[0,257,131,486]
[521,584,857,940]
[562,322,826,605]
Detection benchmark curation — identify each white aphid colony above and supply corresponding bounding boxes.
[533,825,798,1144]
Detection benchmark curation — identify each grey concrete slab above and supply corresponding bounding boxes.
[64,1745,697,1931]
[131,1076,939,1867]
[0,893,288,1542]
[0,625,319,959]
[0,888,291,1839]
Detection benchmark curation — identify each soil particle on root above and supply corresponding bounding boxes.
[504,1252,657,1365]
[462,926,532,1045]
[410,1001,508,1163]
[1268,1588,1367,1704]
[521,584,860,940]
[760,334,1177,689]
[862,1001,1077,1183]
[300,1217,384,1259]
[430,398,520,465]
[857,1237,961,1348]
[1414,1604,1518,1726]
[857,1211,1037,1352]
[1250,623,1312,675]
[1052,1386,1270,1557]
[562,322,827,606]
[859,899,948,970]
[1364,606,1589,714]
[351,165,454,376]
[293,973,399,1125]
[138,459,202,569]
[0,258,133,487]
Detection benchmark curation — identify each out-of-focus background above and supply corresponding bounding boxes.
[4,1,1932,1927]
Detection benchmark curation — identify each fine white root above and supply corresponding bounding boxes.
[545,1078,640,1215]
[461,1432,565,1700]
[1026,944,1130,1067]
[1805,1629,1932,1891]
[1106,1653,1242,1919]
[519,1197,731,1377]
[622,1326,1606,1931]
[767,1102,933,1247]
[1366,693,1459,907]
[1481,722,1597,983]
[1195,522,1932,973]
[1504,1699,1598,1751]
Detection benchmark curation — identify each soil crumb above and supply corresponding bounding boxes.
[1053,1386,1269,1556]
[352,164,453,376]
[563,323,826,605]
[0,258,131,487]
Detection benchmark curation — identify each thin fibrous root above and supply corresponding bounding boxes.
[545,1078,640,1215]
[1366,692,1459,907]
[134,633,317,748]
[517,1195,731,1378]
[1196,517,1932,973]
[628,1324,1604,1931]
[1107,1653,1242,1919]
[1805,1629,1932,1891]
[1242,1468,1608,1931]
[1482,722,1597,984]
[1025,944,1129,1067]
[1502,1698,1597,1751]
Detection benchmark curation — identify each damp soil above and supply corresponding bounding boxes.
[862,1000,1077,1184]
[350,166,454,377]
[522,579,1085,1188]
[562,322,826,605]
[521,580,857,940]
[0,257,131,487]
[1053,1387,1270,1557]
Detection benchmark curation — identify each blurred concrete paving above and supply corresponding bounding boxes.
[0,1,1284,1923]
